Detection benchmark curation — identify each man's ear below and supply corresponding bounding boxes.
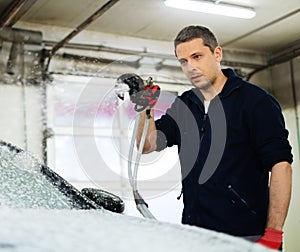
[214,46,223,62]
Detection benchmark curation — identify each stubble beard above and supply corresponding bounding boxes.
[192,77,212,91]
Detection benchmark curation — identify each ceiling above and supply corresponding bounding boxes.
[1,0,300,75]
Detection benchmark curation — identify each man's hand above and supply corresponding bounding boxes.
[115,73,160,112]
[256,228,283,250]
[131,84,160,111]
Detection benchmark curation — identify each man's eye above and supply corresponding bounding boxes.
[179,60,187,65]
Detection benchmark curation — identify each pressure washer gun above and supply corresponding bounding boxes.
[115,73,160,112]
[115,73,160,219]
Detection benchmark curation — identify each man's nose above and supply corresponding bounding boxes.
[186,61,197,71]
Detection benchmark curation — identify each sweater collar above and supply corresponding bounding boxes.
[185,68,242,110]
[188,68,242,100]
[218,68,242,98]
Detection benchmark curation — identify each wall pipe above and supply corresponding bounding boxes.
[6,42,21,75]
[0,27,42,44]
[61,52,141,68]
[43,41,267,74]
[43,40,176,61]
[245,46,300,81]
[49,70,190,86]
[43,40,267,71]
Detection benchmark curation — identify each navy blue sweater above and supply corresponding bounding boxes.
[155,68,293,236]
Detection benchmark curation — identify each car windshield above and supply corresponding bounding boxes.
[0,143,74,209]
[0,141,101,209]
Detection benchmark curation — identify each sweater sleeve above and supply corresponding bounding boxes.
[249,94,293,171]
[155,97,181,151]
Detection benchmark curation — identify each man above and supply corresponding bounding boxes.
[135,25,293,250]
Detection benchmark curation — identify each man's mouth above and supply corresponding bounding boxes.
[191,74,203,81]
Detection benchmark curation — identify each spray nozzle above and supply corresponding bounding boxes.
[115,73,145,100]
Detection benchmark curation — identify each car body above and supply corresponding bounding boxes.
[0,141,272,252]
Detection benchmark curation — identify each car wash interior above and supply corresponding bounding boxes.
[0,0,300,251]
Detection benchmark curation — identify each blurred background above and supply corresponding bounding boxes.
[0,0,299,251]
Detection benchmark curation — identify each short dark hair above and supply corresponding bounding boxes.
[174,25,218,53]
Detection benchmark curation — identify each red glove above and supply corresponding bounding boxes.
[256,228,283,250]
[142,84,160,106]
[131,84,160,112]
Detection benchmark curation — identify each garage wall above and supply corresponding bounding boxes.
[0,85,43,161]
[250,59,300,252]
[272,59,300,252]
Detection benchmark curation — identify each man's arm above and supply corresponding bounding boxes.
[136,109,157,154]
[267,161,292,230]
[256,161,292,250]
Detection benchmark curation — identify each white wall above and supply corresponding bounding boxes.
[0,84,43,160]
[283,108,300,252]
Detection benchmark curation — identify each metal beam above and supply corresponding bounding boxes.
[0,0,38,28]
[50,0,119,56]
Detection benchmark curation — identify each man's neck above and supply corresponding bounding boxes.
[201,71,227,101]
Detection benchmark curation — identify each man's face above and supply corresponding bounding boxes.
[175,38,222,89]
